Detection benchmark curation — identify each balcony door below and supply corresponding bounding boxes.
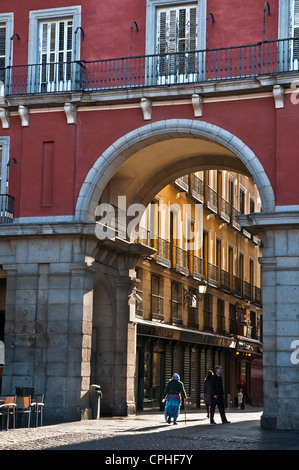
[290,0,299,70]
[39,18,73,92]
[156,5,197,85]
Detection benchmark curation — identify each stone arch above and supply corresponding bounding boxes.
[75,119,275,222]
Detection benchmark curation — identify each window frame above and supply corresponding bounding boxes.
[0,137,10,194]
[28,6,81,65]
[146,0,206,56]
[0,13,14,71]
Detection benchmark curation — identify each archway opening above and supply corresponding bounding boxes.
[84,120,271,417]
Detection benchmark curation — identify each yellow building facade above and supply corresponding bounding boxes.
[134,170,263,411]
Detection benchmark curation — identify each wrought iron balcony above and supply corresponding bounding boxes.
[1,37,299,97]
[0,194,14,224]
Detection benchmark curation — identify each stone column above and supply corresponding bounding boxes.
[2,235,97,424]
[239,212,299,430]
[94,238,155,416]
[115,275,137,415]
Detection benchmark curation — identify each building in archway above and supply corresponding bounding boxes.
[130,170,263,411]
[0,0,298,430]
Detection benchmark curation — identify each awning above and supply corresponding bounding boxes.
[136,319,236,349]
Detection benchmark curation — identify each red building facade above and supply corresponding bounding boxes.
[0,0,298,429]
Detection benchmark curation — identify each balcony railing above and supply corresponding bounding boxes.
[0,194,14,224]
[2,37,299,96]
[175,246,189,276]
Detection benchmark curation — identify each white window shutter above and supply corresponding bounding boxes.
[293,1,299,59]
[0,26,6,73]
[157,5,197,54]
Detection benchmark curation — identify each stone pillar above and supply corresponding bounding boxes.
[93,238,155,416]
[115,276,137,415]
[1,236,97,424]
[239,213,299,430]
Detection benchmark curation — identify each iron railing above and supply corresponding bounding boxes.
[2,37,299,96]
[0,194,14,223]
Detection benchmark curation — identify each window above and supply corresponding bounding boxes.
[217,299,225,334]
[228,246,234,291]
[0,25,6,82]
[291,0,299,68]
[146,1,206,84]
[229,303,237,335]
[28,6,81,93]
[278,0,299,71]
[151,275,164,321]
[188,287,198,328]
[203,292,213,331]
[239,188,246,214]
[157,5,197,83]
[0,137,13,223]
[0,137,9,194]
[0,13,13,84]
[171,281,182,325]
[40,18,73,93]
[135,268,143,318]
[249,195,255,213]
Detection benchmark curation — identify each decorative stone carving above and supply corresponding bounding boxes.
[18,105,29,126]
[0,108,10,128]
[0,81,5,105]
[273,85,284,109]
[192,93,203,117]
[64,102,77,124]
[140,97,152,120]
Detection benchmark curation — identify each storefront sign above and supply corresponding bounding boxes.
[137,321,236,349]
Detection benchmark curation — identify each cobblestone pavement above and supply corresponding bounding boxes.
[1,408,299,452]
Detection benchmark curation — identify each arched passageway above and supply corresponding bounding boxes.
[75,120,275,221]
[80,120,299,430]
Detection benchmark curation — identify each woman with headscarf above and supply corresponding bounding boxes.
[162,373,187,425]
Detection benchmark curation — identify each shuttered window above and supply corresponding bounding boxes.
[157,5,197,55]
[151,275,164,321]
[0,25,6,82]
[0,147,2,190]
[171,281,182,324]
[291,1,299,63]
[157,4,197,79]
[39,18,73,90]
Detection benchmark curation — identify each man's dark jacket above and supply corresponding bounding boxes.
[211,373,224,403]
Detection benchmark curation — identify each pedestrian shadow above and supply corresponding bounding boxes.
[122,416,207,433]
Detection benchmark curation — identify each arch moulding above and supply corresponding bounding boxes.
[75,119,275,222]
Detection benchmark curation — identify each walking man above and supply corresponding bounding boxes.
[210,365,230,424]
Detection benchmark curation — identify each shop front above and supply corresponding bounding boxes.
[136,320,236,411]
[235,337,263,406]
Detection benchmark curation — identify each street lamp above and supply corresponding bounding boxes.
[184,280,207,306]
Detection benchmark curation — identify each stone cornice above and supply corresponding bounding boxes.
[0,221,96,238]
[2,72,298,111]
[238,211,299,234]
